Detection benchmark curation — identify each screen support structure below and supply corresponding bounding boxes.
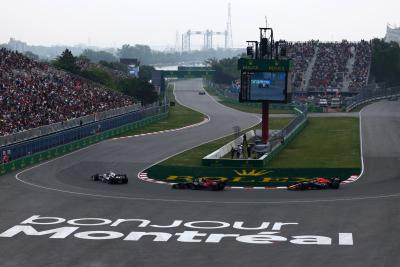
[239,27,291,144]
[260,28,273,144]
[262,102,269,143]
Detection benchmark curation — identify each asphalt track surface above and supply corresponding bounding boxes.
[0,79,399,266]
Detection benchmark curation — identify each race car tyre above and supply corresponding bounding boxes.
[188,184,196,190]
[172,183,185,189]
[331,182,340,189]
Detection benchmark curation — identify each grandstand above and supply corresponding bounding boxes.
[0,48,137,137]
[287,41,371,93]
[1,40,372,138]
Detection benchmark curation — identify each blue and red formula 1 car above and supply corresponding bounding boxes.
[172,178,227,191]
[287,177,341,190]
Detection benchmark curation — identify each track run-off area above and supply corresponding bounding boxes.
[0,79,399,267]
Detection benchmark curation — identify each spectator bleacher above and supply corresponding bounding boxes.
[0,48,136,136]
[308,41,353,90]
[348,40,371,91]
[286,41,371,92]
[287,41,317,89]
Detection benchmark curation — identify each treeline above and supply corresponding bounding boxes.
[2,38,243,64]
[117,44,243,65]
[53,49,158,105]
[206,57,241,84]
[370,38,400,87]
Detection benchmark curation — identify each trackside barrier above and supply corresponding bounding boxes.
[0,112,168,176]
[204,82,323,113]
[202,106,308,168]
[145,165,361,187]
[0,105,167,162]
[345,85,400,111]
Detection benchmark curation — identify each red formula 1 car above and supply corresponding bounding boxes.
[172,178,227,191]
[287,177,341,191]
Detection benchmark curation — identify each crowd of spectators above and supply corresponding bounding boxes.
[0,48,136,136]
[308,41,353,90]
[348,41,371,91]
[287,41,317,89]
[285,41,371,92]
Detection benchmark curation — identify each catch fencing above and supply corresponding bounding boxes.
[0,103,142,147]
[346,84,400,111]
[204,80,323,113]
[202,104,308,168]
[0,112,168,176]
[0,104,168,164]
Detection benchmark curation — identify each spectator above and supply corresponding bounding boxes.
[0,48,137,136]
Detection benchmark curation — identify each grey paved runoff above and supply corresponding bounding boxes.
[0,79,399,267]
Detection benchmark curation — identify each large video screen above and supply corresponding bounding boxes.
[249,72,287,102]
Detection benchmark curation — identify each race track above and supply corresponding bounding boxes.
[0,79,399,267]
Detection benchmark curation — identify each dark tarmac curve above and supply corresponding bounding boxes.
[0,79,399,267]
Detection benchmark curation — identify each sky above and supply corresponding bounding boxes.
[1,0,399,49]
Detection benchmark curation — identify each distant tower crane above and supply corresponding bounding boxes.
[181,3,234,51]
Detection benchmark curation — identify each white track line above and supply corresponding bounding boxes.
[14,83,397,204]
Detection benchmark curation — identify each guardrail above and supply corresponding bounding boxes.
[0,105,168,164]
[0,112,168,176]
[204,80,323,113]
[346,85,400,111]
[202,104,308,168]
[0,103,143,147]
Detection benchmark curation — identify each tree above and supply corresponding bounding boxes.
[117,44,152,64]
[55,49,78,73]
[99,61,128,72]
[24,51,39,61]
[370,38,400,86]
[81,49,118,63]
[208,57,240,84]
[117,78,158,105]
[139,65,155,81]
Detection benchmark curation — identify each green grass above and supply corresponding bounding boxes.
[115,84,205,137]
[268,117,361,168]
[160,118,292,167]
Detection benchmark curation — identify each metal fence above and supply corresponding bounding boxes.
[269,104,308,150]
[0,104,168,163]
[0,103,143,147]
[345,85,400,111]
[204,80,323,112]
